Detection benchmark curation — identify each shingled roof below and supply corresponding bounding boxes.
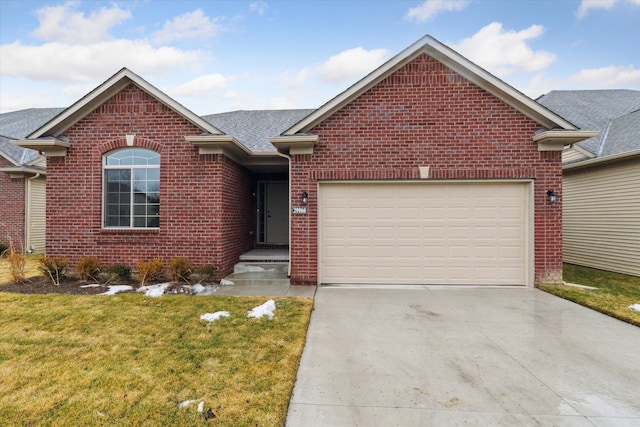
[537,90,640,158]
[0,108,64,165]
[202,109,315,152]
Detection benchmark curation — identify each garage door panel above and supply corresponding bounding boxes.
[319,182,528,285]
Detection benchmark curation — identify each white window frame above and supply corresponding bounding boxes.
[102,148,160,229]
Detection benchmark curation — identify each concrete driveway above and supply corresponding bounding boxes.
[287,286,640,426]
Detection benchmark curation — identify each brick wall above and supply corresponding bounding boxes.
[0,157,26,251]
[46,84,254,278]
[289,54,563,285]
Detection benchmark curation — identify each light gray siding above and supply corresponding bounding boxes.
[26,176,46,253]
[562,146,592,164]
[563,158,640,276]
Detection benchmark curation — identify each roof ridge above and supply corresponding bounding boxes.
[597,120,613,157]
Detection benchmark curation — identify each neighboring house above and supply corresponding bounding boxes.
[14,36,596,286]
[0,108,63,253]
[538,90,640,277]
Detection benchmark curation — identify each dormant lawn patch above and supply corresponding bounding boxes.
[0,293,313,425]
[540,264,640,327]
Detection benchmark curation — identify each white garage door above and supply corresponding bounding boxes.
[319,182,530,285]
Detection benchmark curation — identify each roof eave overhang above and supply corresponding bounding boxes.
[533,131,600,151]
[563,149,640,170]
[0,165,46,178]
[13,138,71,157]
[283,35,577,136]
[185,135,253,164]
[27,68,223,139]
[269,135,319,155]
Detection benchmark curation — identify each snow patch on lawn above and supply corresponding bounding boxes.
[629,304,640,312]
[79,284,101,288]
[137,282,171,297]
[247,299,276,319]
[178,399,197,409]
[200,311,230,322]
[99,285,133,295]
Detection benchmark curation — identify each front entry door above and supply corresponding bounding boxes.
[258,181,289,244]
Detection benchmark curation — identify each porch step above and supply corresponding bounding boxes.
[234,262,288,274]
[221,262,290,287]
[239,248,289,262]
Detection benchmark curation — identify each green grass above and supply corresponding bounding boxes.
[540,264,640,327]
[0,293,313,426]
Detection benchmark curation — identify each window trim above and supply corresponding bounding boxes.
[102,148,160,229]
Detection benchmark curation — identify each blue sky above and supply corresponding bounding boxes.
[0,0,639,114]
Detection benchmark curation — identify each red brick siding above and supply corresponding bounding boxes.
[0,156,25,251]
[46,84,254,278]
[289,54,562,285]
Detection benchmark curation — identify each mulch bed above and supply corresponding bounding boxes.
[0,275,132,295]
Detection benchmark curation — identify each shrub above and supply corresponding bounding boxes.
[7,240,26,283]
[77,256,101,281]
[135,258,164,285]
[0,242,8,257]
[197,265,217,283]
[108,264,131,283]
[39,256,68,286]
[169,257,192,283]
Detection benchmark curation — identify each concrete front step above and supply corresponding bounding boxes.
[221,262,290,287]
[234,262,289,274]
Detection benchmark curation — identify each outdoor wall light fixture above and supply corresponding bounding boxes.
[301,191,308,205]
[546,190,557,205]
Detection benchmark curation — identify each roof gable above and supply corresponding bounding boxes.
[284,35,576,135]
[27,68,223,139]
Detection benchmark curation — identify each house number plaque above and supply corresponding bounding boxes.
[292,206,308,214]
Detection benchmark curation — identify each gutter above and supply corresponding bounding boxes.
[275,150,292,278]
[563,149,640,171]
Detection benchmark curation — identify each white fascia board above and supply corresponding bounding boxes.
[533,130,600,151]
[13,138,71,157]
[270,135,318,155]
[283,35,576,135]
[28,68,223,139]
[0,166,46,178]
[185,135,253,164]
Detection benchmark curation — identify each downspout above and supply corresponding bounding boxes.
[26,173,41,254]
[275,151,292,277]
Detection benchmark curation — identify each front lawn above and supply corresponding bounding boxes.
[0,293,313,426]
[540,264,640,327]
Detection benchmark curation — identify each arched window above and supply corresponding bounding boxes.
[103,148,160,228]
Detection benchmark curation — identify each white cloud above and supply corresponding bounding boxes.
[250,1,269,16]
[319,47,390,83]
[152,9,222,43]
[576,0,639,19]
[517,73,562,99]
[0,86,62,113]
[406,0,469,22]
[277,68,312,89]
[451,22,556,76]
[279,46,390,88]
[170,73,232,97]
[0,40,203,83]
[31,1,131,44]
[569,65,640,87]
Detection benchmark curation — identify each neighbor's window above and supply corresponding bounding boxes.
[103,148,160,228]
